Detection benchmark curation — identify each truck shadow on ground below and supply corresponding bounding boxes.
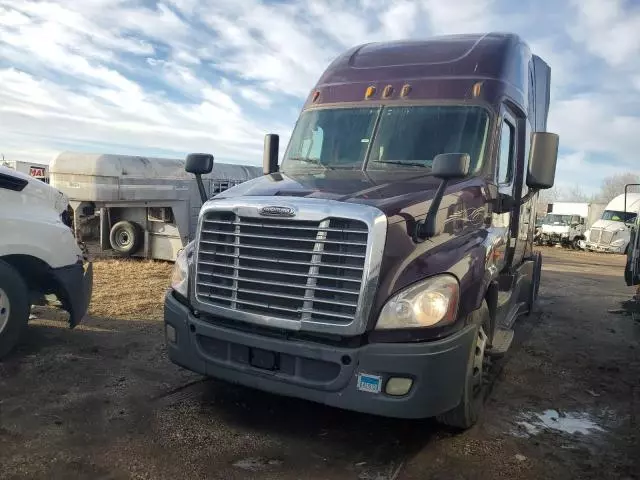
[2,313,447,477]
[199,377,443,467]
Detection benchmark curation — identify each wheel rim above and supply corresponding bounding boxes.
[0,287,11,335]
[471,326,488,399]
[114,229,132,248]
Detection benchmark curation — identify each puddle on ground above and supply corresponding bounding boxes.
[513,409,605,437]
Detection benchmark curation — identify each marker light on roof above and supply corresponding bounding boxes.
[382,85,394,98]
[312,90,320,102]
[365,86,376,99]
[472,82,483,97]
[400,84,412,97]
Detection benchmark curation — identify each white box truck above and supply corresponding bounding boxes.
[0,165,92,359]
[536,201,605,248]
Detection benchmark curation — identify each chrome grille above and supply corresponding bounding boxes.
[195,212,369,325]
[589,228,602,243]
[600,231,614,244]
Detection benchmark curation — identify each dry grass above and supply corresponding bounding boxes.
[88,259,173,321]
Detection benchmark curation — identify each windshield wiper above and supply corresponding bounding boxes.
[374,161,430,167]
[287,157,335,170]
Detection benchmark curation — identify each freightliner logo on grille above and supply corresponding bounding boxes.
[258,206,296,217]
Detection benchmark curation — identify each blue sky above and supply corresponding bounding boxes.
[0,0,639,195]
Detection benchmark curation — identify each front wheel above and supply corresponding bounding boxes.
[0,260,30,359]
[436,303,490,430]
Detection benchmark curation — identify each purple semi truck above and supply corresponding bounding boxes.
[165,32,559,429]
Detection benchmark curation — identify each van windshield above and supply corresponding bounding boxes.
[281,105,490,173]
[601,210,637,223]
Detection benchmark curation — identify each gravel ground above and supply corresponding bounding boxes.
[0,247,638,480]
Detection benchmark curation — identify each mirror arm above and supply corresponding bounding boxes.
[519,187,539,206]
[415,178,449,240]
[195,174,207,203]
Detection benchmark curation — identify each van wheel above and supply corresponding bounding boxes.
[109,221,143,256]
[0,260,30,360]
[436,303,489,430]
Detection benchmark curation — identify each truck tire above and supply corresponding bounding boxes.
[109,221,143,256]
[436,302,490,430]
[0,260,30,360]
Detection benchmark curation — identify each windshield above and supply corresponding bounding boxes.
[543,214,573,225]
[281,105,490,172]
[601,210,637,223]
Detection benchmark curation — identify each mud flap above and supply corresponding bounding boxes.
[50,261,94,328]
[625,227,639,287]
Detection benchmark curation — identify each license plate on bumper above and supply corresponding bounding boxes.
[357,373,382,394]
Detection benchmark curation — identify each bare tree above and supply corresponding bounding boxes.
[536,185,562,216]
[562,184,589,202]
[596,172,640,203]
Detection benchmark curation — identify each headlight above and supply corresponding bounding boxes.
[611,238,626,247]
[171,241,194,298]
[376,274,459,329]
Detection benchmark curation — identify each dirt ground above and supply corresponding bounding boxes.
[0,248,638,480]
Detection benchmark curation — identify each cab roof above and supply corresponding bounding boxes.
[315,32,526,87]
[305,32,551,132]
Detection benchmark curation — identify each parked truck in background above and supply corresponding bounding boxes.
[0,165,93,359]
[536,201,605,248]
[164,33,559,430]
[50,152,262,262]
[583,193,640,254]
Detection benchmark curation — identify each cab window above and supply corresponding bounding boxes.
[497,120,514,184]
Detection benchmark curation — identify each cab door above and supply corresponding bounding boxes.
[495,106,529,269]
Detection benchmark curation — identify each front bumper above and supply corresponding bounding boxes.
[540,233,569,244]
[584,242,625,253]
[51,260,93,328]
[164,292,476,419]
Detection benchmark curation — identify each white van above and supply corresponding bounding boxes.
[583,193,640,254]
[0,165,93,358]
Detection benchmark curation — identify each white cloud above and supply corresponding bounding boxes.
[549,94,640,170]
[418,0,499,35]
[568,0,640,68]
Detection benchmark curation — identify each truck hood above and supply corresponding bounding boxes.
[1,166,69,214]
[211,169,479,223]
[590,219,630,233]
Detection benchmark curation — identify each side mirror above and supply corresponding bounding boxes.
[185,153,214,204]
[263,134,279,175]
[185,153,214,175]
[415,153,471,240]
[526,132,559,190]
[432,153,471,180]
